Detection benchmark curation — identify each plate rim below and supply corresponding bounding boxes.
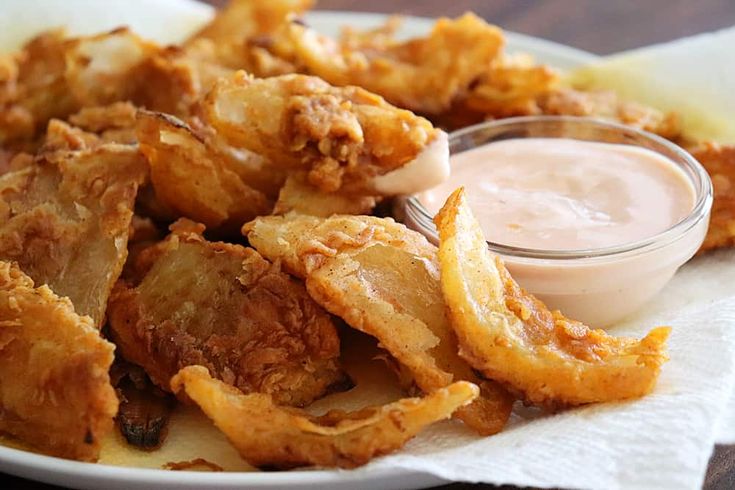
[0,9,597,490]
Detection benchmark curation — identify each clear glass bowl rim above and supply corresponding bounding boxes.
[405,115,714,261]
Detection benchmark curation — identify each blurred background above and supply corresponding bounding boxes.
[207,0,735,54]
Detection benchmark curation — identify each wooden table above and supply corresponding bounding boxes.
[3,1,734,489]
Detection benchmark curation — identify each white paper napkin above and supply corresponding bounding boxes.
[351,250,735,490]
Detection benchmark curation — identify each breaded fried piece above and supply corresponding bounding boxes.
[0,144,147,326]
[691,143,735,252]
[108,220,344,407]
[189,0,313,45]
[41,103,138,153]
[132,42,234,118]
[265,13,504,115]
[435,188,670,409]
[0,29,157,144]
[244,214,514,435]
[0,261,117,461]
[41,119,102,152]
[463,54,559,118]
[537,88,681,140]
[273,173,378,217]
[202,72,443,193]
[136,110,272,230]
[171,365,477,469]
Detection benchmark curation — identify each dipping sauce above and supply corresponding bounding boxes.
[420,138,697,251]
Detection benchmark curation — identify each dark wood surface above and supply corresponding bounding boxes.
[3,1,734,489]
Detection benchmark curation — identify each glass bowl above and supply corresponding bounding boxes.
[401,116,713,326]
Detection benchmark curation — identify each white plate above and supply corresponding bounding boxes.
[0,11,597,490]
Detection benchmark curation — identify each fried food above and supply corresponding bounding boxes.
[0,261,117,461]
[189,0,313,45]
[244,214,514,435]
[691,143,735,252]
[537,88,681,140]
[273,173,377,217]
[132,42,234,118]
[463,54,559,118]
[202,71,443,193]
[171,365,478,469]
[0,29,157,144]
[435,188,671,408]
[41,102,138,153]
[136,110,272,230]
[265,14,504,115]
[0,144,147,326]
[108,220,344,407]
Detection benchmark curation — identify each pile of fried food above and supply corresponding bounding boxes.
[0,0,732,471]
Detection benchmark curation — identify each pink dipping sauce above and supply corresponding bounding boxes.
[420,138,696,250]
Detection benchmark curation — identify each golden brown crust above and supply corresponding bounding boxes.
[188,0,314,46]
[202,72,439,193]
[0,29,157,145]
[171,365,477,469]
[691,143,735,252]
[244,213,514,435]
[262,13,504,115]
[108,220,345,406]
[537,88,681,140]
[0,144,147,326]
[136,110,272,230]
[273,172,378,217]
[0,261,117,461]
[435,188,670,409]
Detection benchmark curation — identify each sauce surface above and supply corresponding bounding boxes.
[420,138,696,250]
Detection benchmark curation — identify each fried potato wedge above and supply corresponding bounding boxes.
[273,172,377,217]
[267,13,504,115]
[136,110,272,230]
[691,143,735,252]
[245,214,514,435]
[0,144,147,326]
[171,365,477,469]
[202,72,442,193]
[0,261,117,461]
[435,188,670,408]
[108,220,344,407]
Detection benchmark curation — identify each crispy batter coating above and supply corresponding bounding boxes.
[463,54,559,118]
[0,261,117,461]
[0,144,147,326]
[68,102,137,135]
[538,88,681,140]
[0,29,157,145]
[265,14,504,115]
[132,42,234,118]
[171,365,477,469]
[273,173,378,217]
[41,119,102,153]
[203,72,440,193]
[189,0,313,45]
[435,188,671,409]
[691,143,735,252]
[41,103,138,153]
[108,220,344,407]
[136,110,272,230]
[244,214,514,435]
